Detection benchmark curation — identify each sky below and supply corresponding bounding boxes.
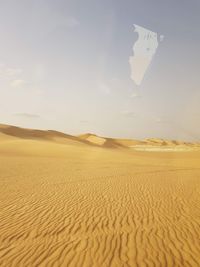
[0,0,200,141]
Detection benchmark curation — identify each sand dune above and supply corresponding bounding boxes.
[78,133,199,150]
[79,133,146,148]
[0,124,200,266]
[144,138,194,146]
[0,124,96,147]
[1,124,199,149]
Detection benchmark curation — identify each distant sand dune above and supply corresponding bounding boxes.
[79,134,128,148]
[1,124,199,149]
[0,124,200,266]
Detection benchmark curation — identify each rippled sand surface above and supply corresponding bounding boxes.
[0,127,200,266]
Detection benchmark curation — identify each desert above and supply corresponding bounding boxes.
[0,124,200,266]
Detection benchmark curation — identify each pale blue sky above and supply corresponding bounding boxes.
[0,0,200,141]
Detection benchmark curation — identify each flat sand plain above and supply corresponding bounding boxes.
[0,125,200,267]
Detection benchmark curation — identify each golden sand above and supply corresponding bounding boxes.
[0,124,200,266]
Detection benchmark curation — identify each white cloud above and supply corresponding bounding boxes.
[10,79,27,88]
[0,64,22,80]
[14,113,40,119]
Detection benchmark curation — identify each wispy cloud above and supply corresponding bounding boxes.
[0,63,28,90]
[130,92,141,98]
[10,79,27,89]
[13,113,40,119]
[0,64,22,80]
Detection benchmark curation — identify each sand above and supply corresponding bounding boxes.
[0,124,200,266]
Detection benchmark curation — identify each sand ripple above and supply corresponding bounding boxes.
[0,143,200,266]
